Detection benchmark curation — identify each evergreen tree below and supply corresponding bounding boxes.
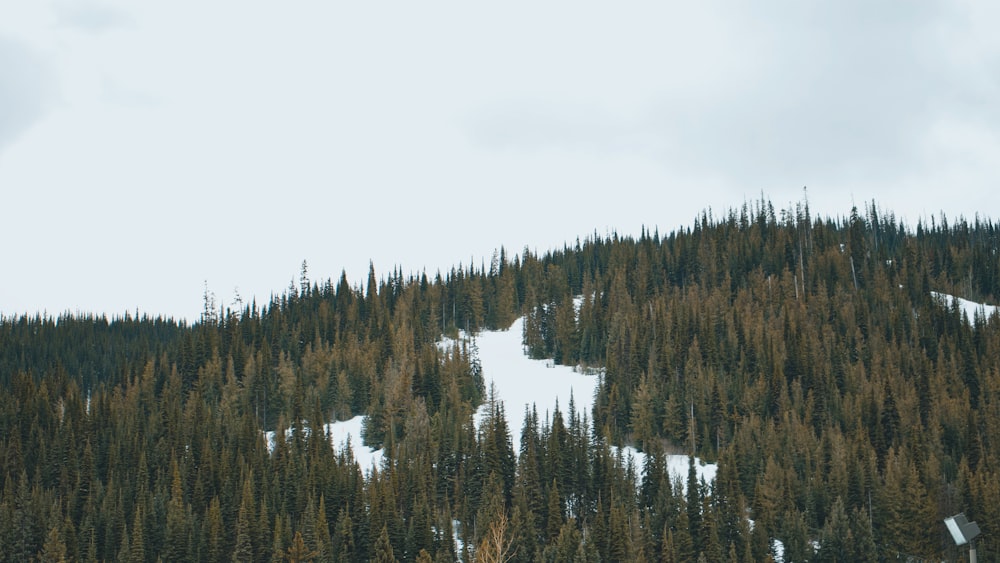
[38,520,68,563]
[129,505,146,563]
[686,456,702,552]
[373,525,397,563]
[5,199,1000,563]
[313,496,334,563]
[164,459,190,563]
[333,510,356,563]
[285,531,318,563]
[232,489,254,562]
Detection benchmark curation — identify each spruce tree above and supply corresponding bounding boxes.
[38,521,68,563]
[373,525,397,563]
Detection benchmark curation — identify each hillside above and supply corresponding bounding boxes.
[2,199,1000,562]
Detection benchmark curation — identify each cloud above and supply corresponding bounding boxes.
[101,75,157,107]
[649,2,951,182]
[0,37,55,153]
[467,101,632,153]
[3,0,999,320]
[56,1,131,32]
[462,1,1000,194]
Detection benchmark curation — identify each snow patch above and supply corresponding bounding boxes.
[453,519,466,561]
[262,415,384,472]
[474,316,598,450]
[611,444,718,492]
[472,312,716,488]
[265,300,719,488]
[325,415,385,471]
[773,538,785,563]
[931,292,999,324]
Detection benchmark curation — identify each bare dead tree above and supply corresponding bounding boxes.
[474,511,516,563]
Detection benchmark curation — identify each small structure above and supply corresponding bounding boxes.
[944,513,982,563]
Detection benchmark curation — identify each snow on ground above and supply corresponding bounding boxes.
[263,415,384,472]
[258,292,992,483]
[474,315,717,488]
[473,316,598,449]
[263,305,716,488]
[452,519,465,558]
[667,452,718,488]
[611,444,718,493]
[324,415,384,471]
[773,539,785,563]
[262,429,278,451]
[932,292,999,323]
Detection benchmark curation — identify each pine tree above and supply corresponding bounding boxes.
[814,497,850,563]
[779,508,811,563]
[38,521,68,563]
[116,527,131,563]
[205,496,223,563]
[661,529,678,563]
[509,502,537,563]
[8,200,1000,563]
[272,513,290,563]
[313,496,334,563]
[232,489,254,562]
[630,373,659,451]
[541,518,581,562]
[164,459,190,562]
[607,504,632,562]
[668,496,693,562]
[285,531,318,563]
[686,456,702,552]
[373,525,397,563]
[697,496,723,563]
[333,510,356,563]
[129,505,146,563]
[10,470,36,562]
[545,481,563,542]
[849,507,878,563]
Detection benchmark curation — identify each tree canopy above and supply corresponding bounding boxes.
[2,198,1000,561]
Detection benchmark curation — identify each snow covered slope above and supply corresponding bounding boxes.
[473,316,597,449]
[932,292,999,323]
[263,416,384,472]
[473,315,717,487]
[324,415,385,471]
[268,310,717,486]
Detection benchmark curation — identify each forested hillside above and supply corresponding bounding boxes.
[3,199,1000,562]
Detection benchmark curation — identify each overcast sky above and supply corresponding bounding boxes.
[2,1,998,322]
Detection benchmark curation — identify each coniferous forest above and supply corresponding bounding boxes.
[4,199,1000,562]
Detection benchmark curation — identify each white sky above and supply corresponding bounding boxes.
[2,1,999,322]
